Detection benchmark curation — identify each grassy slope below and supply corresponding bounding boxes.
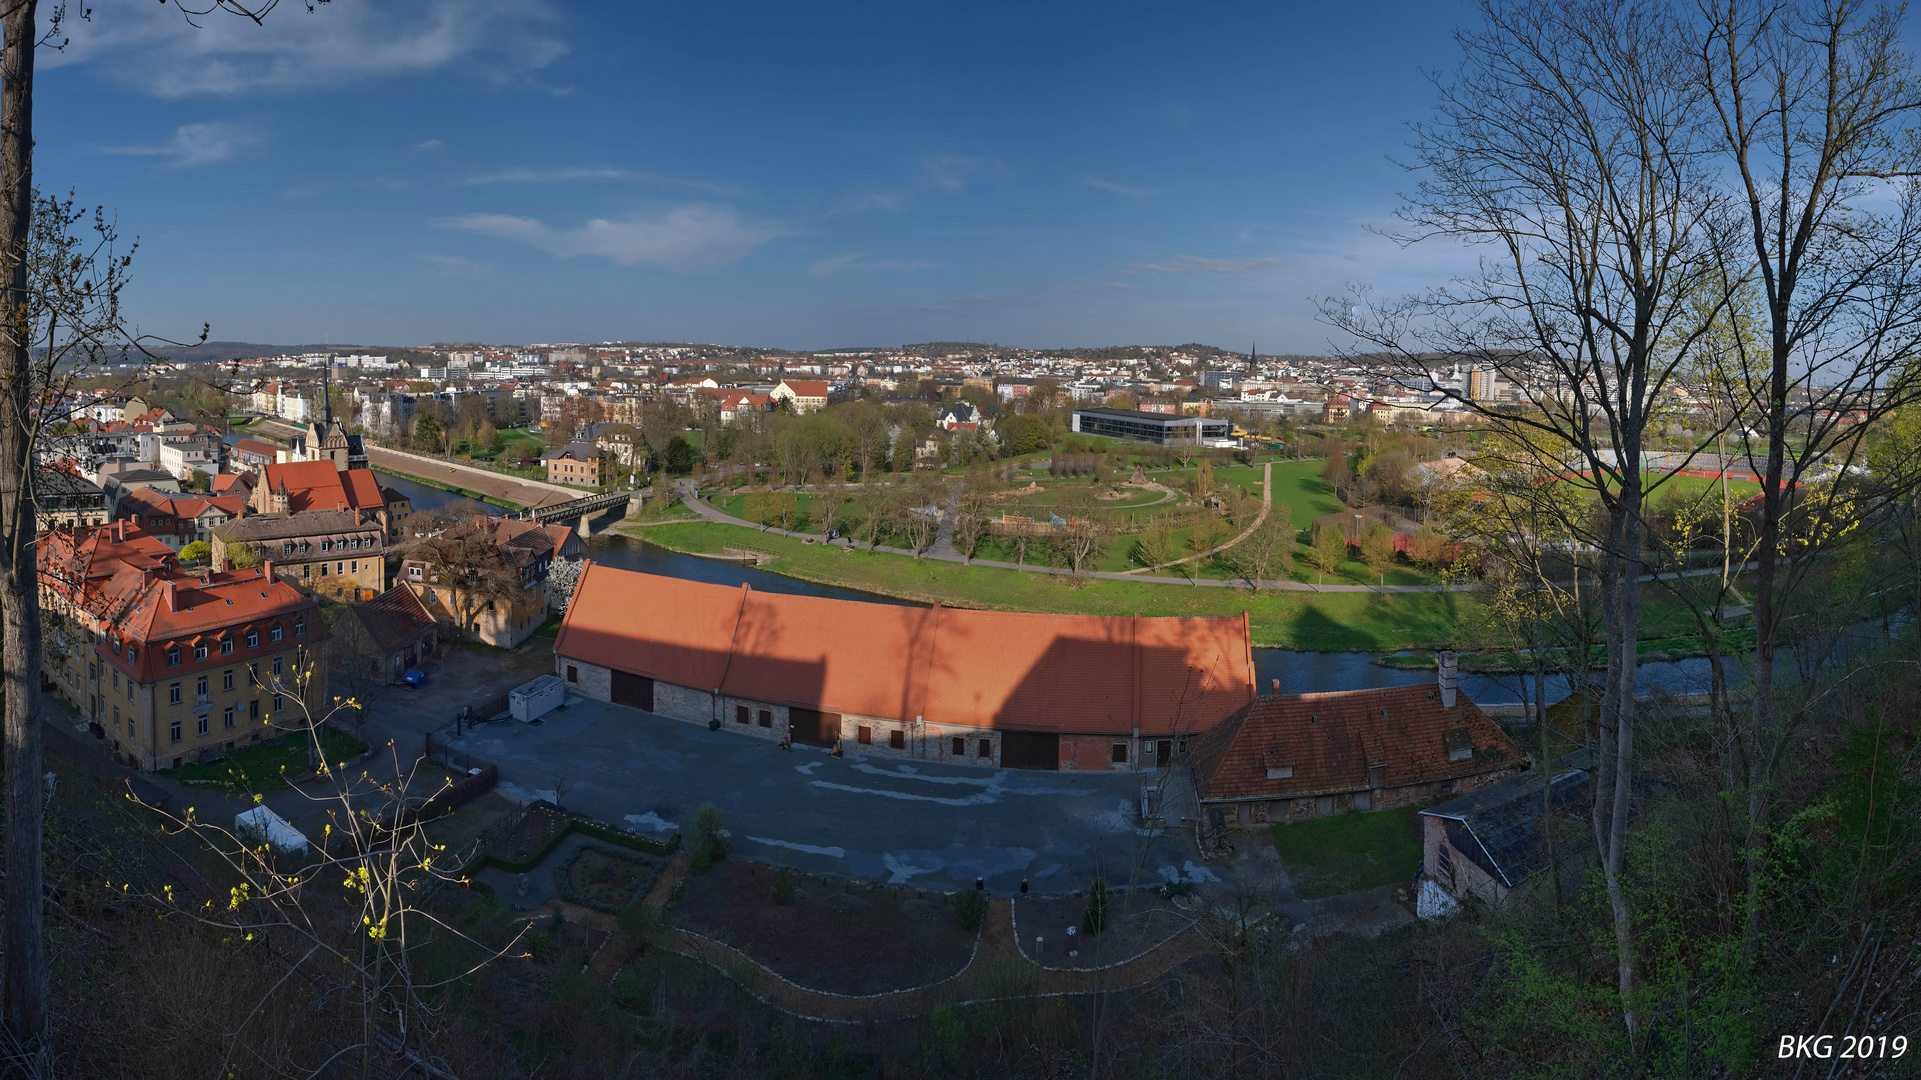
[627,520,1476,651]
[1269,804,1426,899]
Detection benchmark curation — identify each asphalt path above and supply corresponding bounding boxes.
[441,697,1214,896]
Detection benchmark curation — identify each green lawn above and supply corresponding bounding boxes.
[1269,804,1426,900]
[626,520,1481,650]
[164,725,369,793]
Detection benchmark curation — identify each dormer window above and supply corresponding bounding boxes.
[194,644,208,661]
[282,542,293,555]
[320,540,331,552]
[245,630,258,648]
[409,566,421,578]
[270,624,283,643]
[166,646,180,667]
[293,619,306,637]
[220,637,234,655]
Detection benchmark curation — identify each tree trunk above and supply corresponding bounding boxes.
[0,0,44,1059]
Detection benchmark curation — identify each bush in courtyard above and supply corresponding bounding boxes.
[952,889,987,932]
[1084,877,1109,934]
[690,802,730,871]
[773,868,794,905]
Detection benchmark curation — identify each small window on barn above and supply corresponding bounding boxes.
[1444,728,1474,763]
[980,739,992,760]
[1111,743,1129,764]
[952,737,965,757]
[1266,765,1293,780]
[857,726,873,746]
[757,709,771,728]
[889,729,905,750]
[566,666,579,683]
[735,705,749,725]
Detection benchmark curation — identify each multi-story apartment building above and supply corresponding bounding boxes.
[113,487,249,551]
[211,508,387,603]
[39,522,327,770]
[542,442,602,487]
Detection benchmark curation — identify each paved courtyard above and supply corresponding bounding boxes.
[440,697,1216,896]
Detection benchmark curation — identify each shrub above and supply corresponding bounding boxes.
[773,868,794,906]
[690,802,730,871]
[178,540,211,563]
[953,889,988,932]
[1084,877,1109,934]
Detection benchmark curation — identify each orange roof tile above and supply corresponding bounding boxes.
[554,566,1255,735]
[553,563,746,690]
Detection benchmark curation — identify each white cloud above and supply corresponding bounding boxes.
[809,252,939,279]
[98,121,258,167]
[50,0,564,97]
[413,139,444,151]
[1126,255,1285,275]
[435,204,786,273]
[1081,176,1159,198]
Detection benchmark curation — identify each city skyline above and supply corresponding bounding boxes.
[47,0,1483,351]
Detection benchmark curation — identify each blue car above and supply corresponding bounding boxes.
[400,669,428,691]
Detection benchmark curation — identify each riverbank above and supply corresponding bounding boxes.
[621,520,1475,650]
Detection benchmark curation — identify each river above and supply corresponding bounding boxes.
[379,469,1891,706]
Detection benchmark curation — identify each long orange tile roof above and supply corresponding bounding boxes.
[554,564,1255,736]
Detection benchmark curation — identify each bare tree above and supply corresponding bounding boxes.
[1698,0,1921,958]
[1049,490,1110,580]
[411,517,522,641]
[1322,0,1743,1037]
[950,490,991,563]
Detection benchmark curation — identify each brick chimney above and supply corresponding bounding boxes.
[160,578,178,613]
[1270,678,1280,696]
[263,561,275,584]
[1437,649,1458,709]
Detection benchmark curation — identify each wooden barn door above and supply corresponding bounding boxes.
[999,731,1060,770]
[611,670,654,711]
[788,708,841,747]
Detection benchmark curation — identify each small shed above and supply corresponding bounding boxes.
[511,675,567,723]
[1417,754,1591,910]
[234,805,310,854]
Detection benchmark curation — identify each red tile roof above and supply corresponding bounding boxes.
[779,379,831,398]
[108,564,322,684]
[554,565,1255,735]
[257,461,386,512]
[1191,684,1525,803]
[554,566,744,690]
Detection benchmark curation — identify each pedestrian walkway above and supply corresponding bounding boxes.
[553,851,1209,1022]
[672,479,1755,595]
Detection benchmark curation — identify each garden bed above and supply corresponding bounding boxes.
[1012,889,1194,969]
[672,860,977,995]
[555,845,664,913]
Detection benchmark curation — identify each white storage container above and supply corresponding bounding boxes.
[510,675,567,723]
[234,805,310,854]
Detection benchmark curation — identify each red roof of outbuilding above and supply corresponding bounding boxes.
[1191,684,1525,802]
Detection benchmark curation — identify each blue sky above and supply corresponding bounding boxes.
[45,0,1478,350]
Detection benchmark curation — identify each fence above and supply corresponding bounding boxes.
[424,731,497,776]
